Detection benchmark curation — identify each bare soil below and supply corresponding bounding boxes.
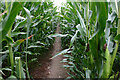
[30,23,67,79]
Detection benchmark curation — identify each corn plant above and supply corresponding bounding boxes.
[51,1,120,79]
[0,1,58,79]
[1,0,120,79]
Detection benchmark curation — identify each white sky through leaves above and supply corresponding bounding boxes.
[53,0,66,12]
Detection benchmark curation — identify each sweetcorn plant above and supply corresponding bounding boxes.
[0,1,58,79]
[52,1,120,79]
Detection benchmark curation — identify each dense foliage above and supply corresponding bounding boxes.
[0,2,58,79]
[57,1,120,79]
[0,0,120,80]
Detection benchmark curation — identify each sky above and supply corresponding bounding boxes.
[53,0,66,12]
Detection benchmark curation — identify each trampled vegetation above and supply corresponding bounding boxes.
[0,0,120,80]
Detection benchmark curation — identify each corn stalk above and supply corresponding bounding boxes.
[25,25,30,79]
[23,7,31,79]
[8,28,14,75]
[110,1,120,73]
[7,2,14,75]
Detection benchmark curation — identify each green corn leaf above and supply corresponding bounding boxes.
[28,45,42,49]
[23,7,32,23]
[0,2,23,43]
[6,75,17,80]
[51,48,70,59]
[76,24,86,38]
[70,30,78,47]
[102,48,111,78]
[76,10,86,34]
[5,36,14,43]
[97,2,108,35]
[62,15,73,23]
[47,33,70,39]
[12,19,27,32]
[13,39,25,47]
[11,32,26,37]
[15,57,26,79]
[114,34,120,42]
[0,50,9,54]
[1,68,11,71]
[0,70,5,76]
[16,15,25,20]
[85,68,91,78]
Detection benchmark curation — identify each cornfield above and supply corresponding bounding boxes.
[0,0,120,80]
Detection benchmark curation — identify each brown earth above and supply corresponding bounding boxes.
[30,23,67,79]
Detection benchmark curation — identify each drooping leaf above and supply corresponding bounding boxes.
[76,10,86,34]
[76,24,86,38]
[48,33,70,39]
[28,45,42,48]
[0,50,9,54]
[23,7,32,22]
[16,15,25,20]
[70,30,78,47]
[51,48,70,59]
[12,19,27,32]
[11,32,26,37]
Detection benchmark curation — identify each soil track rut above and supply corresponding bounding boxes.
[30,23,67,79]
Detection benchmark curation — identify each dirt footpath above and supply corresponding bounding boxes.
[30,23,67,79]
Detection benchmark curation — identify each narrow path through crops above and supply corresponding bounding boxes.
[30,23,67,79]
